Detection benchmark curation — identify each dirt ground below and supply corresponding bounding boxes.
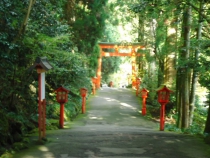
[12,87,210,158]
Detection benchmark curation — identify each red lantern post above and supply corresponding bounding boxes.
[136,78,141,96]
[39,99,46,139]
[109,81,113,87]
[55,86,69,129]
[91,77,97,95]
[157,85,172,131]
[80,88,88,114]
[140,88,149,116]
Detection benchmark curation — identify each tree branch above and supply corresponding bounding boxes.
[18,0,36,36]
[187,2,210,24]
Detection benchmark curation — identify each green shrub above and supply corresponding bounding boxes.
[0,110,9,147]
[165,124,182,132]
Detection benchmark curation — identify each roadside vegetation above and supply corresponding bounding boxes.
[0,0,210,157]
[0,0,108,156]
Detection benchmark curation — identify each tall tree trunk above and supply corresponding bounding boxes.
[174,13,181,128]
[137,13,145,75]
[158,59,164,87]
[178,5,192,129]
[189,1,203,125]
[176,69,183,128]
[138,13,144,42]
[204,94,210,133]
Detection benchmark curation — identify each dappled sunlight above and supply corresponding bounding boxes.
[130,116,137,119]
[119,112,129,116]
[38,146,49,152]
[138,110,143,114]
[18,146,55,158]
[120,102,137,110]
[105,97,119,102]
[89,116,104,120]
[95,91,138,112]
[43,152,54,158]
[116,88,124,92]
[164,140,175,144]
[175,139,181,142]
[118,113,137,119]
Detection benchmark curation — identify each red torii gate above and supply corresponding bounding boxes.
[96,42,145,88]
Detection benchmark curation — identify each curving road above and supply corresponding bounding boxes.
[13,87,210,158]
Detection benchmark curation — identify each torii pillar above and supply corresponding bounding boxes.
[131,50,137,88]
[96,53,102,89]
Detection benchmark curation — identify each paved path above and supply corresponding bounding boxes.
[13,87,210,158]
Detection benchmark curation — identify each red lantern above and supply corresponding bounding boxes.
[157,85,172,131]
[140,88,149,116]
[141,88,148,98]
[157,85,172,104]
[80,88,88,97]
[109,81,113,87]
[80,88,88,114]
[55,86,69,129]
[55,86,69,103]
